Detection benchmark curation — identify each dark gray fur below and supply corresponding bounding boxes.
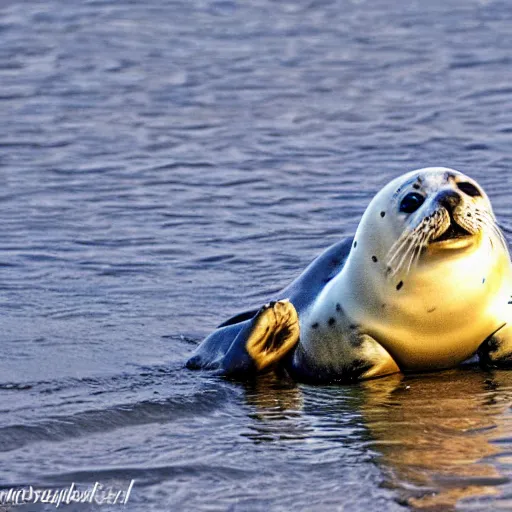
[186,238,353,379]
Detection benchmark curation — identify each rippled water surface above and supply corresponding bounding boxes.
[2,0,512,510]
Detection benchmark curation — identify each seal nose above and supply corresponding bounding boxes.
[435,189,461,212]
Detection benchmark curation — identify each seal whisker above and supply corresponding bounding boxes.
[400,230,423,273]
[387,234,414,275]
[407,229,430,274]
[491,224,507,250]
[388,227,419,266]
[402,236,419,275]
[387,221,419,259]
[387,218,431,276]
[388,242,414,276]
[406,227,430,274]
[479,211,508,252]
[389,226,425,276]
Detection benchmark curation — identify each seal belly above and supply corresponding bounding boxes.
[378,280,511,371]
[349,274,508,371]
[369,321,498,371]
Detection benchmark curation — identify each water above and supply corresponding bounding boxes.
[1,0,512,510]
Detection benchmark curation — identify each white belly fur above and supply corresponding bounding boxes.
[302,238,512,372]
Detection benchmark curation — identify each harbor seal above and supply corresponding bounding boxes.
[187,167,512,383]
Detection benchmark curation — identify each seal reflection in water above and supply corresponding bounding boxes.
[240,371,512,509]
[187,167,512,383]
[359,370,512,509]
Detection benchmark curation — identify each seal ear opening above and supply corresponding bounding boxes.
[246,300,300,371]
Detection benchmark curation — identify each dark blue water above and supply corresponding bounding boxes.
[1,0,512,510]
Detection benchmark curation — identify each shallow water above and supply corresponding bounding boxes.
[1,0,512,510]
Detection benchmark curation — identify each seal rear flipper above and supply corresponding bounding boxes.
[221,300,300,378]
[186,321,247,370]
[478,323,512,368]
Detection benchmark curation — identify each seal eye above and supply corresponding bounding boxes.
[399,192,425,214]
[457,181,481,197]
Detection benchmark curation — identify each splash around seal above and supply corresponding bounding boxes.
[187,167,512,383]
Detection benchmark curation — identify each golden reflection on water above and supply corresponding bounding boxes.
[242,370,512,510]
[360,370,512,510]
[243,374,309,443]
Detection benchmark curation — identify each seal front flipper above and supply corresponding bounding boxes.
[221,300,300,378]
[478,323,512,368]
[290,331,400,384]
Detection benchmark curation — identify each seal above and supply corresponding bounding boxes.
[187,167,512,383]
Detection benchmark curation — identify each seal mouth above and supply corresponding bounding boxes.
[428,217,477,251]
[431,221,473,243]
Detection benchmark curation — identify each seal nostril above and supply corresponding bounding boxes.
[436,189,461,210]
[457,181,481,197]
